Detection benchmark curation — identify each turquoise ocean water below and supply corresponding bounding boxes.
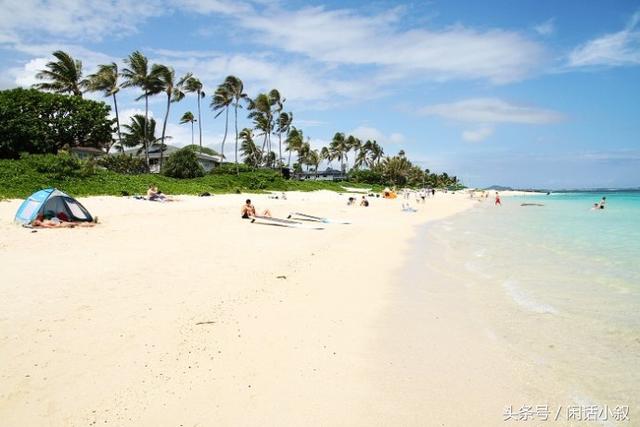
[423,191,640,420]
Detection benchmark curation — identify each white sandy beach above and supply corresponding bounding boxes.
[0,190,551,426]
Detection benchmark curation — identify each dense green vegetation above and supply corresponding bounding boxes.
[0,154,377,200]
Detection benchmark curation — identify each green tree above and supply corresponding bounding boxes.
[33,50,86,97]
[121,51,162,167]
[247,93,274,163]
[181,74,205,151]
[121,114,158,155]
[210,81,232,161]
[180,111,196,145]
[86,62,122,152]
[0,88,113,158]
[153,65,186,169]
[240,128,262,168]
[369,140,384,167]
[223,76,247,172]
[277,111,293,168]
[382,155,412,186]
[329,132,349,172]
[320,146,331,169]
[285,127,304,167]
[162,148,204,178]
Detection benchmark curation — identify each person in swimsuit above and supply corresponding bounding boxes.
[495,192,501,206]
[31,214,95,228]
[241,199,271,218]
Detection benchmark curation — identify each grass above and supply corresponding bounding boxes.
[0,158,379,199]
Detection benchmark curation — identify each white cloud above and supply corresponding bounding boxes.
[419,98,564,124]
[462,126,494,142]
[568,11,640,67]
[349,126,406,145]
[534,18,555,36]
[0,0,165,42]
[229,6,545,84]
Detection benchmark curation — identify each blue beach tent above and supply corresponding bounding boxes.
[14,188,93,225]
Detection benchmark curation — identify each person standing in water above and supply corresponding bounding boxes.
[495,192,502,206]
[598,196,606,209]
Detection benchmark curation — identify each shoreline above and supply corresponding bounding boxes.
[0,191,481,425]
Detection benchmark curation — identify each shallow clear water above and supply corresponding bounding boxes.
[424,191,640,419]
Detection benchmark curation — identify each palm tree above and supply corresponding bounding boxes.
[181,74,205,151]
[247,93,273,156]
[369,140,385,167]
[308,149,321,176]
[33,50,86,96]
[277,111,293,168]
[357,140,372,168]
[329,132,349,172]
[382,155,412,186]
[268,89,285,167]
[180,112,196,145]
[224,76,247,173]
[122,114,158,154]
[347,136,363,169]
[121,51,162,168]
[86,62,122,152]
[154,64,186,169]
[285,127,304,167]
[240,128,261,168]
[320,146,331,170]
[210,82,233,160]
[297,141,311,171]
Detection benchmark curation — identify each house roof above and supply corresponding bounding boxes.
[119,144,223,162]
[71,146,105,155]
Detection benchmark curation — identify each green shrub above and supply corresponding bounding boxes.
[162,148,205,179]
[98,154,147,174]
[20,153,84,179]
[348,169,384,185]
[210,162,252,175]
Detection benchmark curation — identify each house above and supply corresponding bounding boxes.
[118,144,223,173]
[293,168,347,181]
[70,146,106,160]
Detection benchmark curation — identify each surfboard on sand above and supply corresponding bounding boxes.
[287,212,351,225]
[251,215,325,230]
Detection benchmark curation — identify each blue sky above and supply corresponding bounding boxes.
[1,0,639,188]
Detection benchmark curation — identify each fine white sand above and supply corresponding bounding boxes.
[0,190,544,425]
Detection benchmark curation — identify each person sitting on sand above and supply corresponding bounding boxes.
[347,197,356,206]
[241,199,271,219]
[360,196,369,207]
[147,184,166,201]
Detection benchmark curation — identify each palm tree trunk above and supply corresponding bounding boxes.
[220,107,229,163]
[197,90,203,153]
[278,130,282,171]
[234,102,239,174]
[112,93,122,154]
[144,92,150,169]
[160,93,171,170]
[191,121,194,145]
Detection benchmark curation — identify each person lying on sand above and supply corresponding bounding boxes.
[32,214,96,228]
[241,199,272,219]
